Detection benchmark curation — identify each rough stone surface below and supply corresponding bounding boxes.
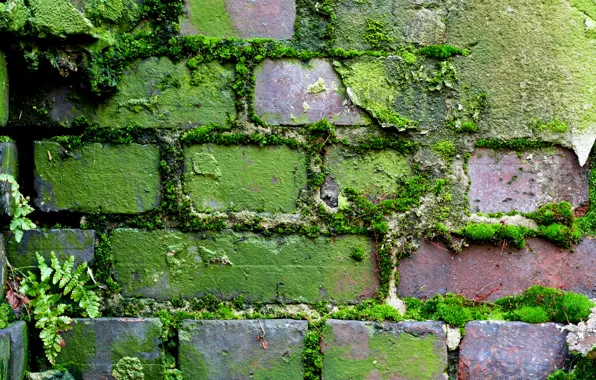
[565,307,596,358]
[458,321,568,380]
[88,57,236,129]
[6,229,94,268]
[323,320,448,379]
[0,321,28,380]
[181,0,296,40]
[28,0,94,38]
[179,319,307,379]
[112,229,378,302]
[0,333,8,380]
[468,147,589,213]
[34,142,161,213]
[324,146,410,200]
[0,142,17,216]
[398,238,596,301]
[253,59,370,125]
[446,0,596,157]
[56,318,164,379]
[184,144,307,212]
[0,51,7,126]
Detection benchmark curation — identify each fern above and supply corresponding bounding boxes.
[0,173,36,242]
[17,252,101,364]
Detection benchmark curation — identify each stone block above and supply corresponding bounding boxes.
[468,147,589,213]
[183,144,307,212]
[0,142,18,216]
[56,318,164,379]
[322,320,448,379]
[112,229,378,302]
[0,321,28,380]
[88,57,236,129]
[5,229,94,268]
[458,321,568,379]
[34,142,161,213]
[253,59,370,125]
[323,146,410,204]
[179,319,307,379]
[180,0,295,39]
[0,52,7,126]
[28,0,94,38]
[398,238,596,301]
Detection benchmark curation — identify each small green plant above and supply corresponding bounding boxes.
[350,247,365,261]
[8,253,100,364]
[0,303,11,329]
[112,357,145,380]
[431,141,456,159]
[0,173,36,242]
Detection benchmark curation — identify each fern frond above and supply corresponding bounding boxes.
[37,253,53,282]
[52,254,74,286]
[72,287,101,318]
[63,263,88,295]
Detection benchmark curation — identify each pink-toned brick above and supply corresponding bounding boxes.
[397,238,596,301]
[468,147,588,213]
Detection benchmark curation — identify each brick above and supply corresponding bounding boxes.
[56,318,164,379]
[323,146,410,203]
[468,147,589,213]
[322,320,448,379]
[34,142,161,213]
[184,144,307,212]
[0,321,28,380]
[397,238,596,301]
[0,52,7,126]
[5,229,94,268]
[112,229,378,302]
[0,333,7,380]
[88,57,236,129]
[180,0,295,39]
[179,319,307,379]
[458,321,568,379]
[0,142,18,216]
[253,59,370,125]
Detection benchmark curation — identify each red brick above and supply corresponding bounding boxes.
[458,321,568,380]
[397,238,596,301]
[468,147,589,213]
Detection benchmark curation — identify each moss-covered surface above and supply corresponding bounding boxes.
[180,0,235,37]
[112,229,378,302]
[28,0,94,37]
[34,142,161,213]
[183,144,307,212]
[0,52,7,127]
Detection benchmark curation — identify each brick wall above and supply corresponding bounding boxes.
[0,0,596,379]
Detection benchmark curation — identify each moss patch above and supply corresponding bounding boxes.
[0,52,7,127]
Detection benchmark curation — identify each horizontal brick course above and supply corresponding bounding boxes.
[34,142,161,213]
[397,238,596,301]
[112,229,378,302]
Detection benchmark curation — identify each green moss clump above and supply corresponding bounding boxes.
[538,223,582,249]
[112,357,145,380]
[350,247,365,261]
[431,141,456,159]
[475,138,553,151]
[303,328,323,380]
[461,223,535,248]
[417,45,468,59]
[527,202,575,226]
[495,286,593,324]
[460,121,478,133]
[330,299,403,322]
[511,306,549,323]
[534,119,569,133]
[363,17,394,50]
[547,353,596,379]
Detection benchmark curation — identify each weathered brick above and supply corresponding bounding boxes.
[56,318,164,379]
[0,333,7,380]
[179,319,307,379]
[398,238,596,301]
[180,0,295,39]
[459,321,568,379]
[0,142,18,216]
[0,321,28,380]
[323,146,410,204]
[253,59,370,125]
[0,52,7,126]
[87,57,236,129]
[323,320,448,379]
[34,142,161,213]
[112,229,378,302]
[184,144,307,212]
[469,147,589,213]
[6,229,94,268]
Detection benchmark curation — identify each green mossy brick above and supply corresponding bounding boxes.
[184,144,307,213]
[88,57,236,129]
[0,52,7,127]
[34,142,160,213]
[0,142,18,216]
[112,229,378,302]
[179,320,307,380]
[0,321,28,380]
[323,320,448,380]
[325,146,410,199]
[6,229,94,269]
[0,334,7,380]
[28,0,94,37]
[56,318,164,379]
[0,0,29,34]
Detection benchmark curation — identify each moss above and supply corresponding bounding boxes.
[112,357,145,380]
[363,17,394,50]
[459,121,478,133]
[351,247,365,261]
[534,119,569,134]
[475,139,553,151]
[28,0,94,37]
[417,45,468,59]
[431,141,456,159]
[526,202,575,226]
[55,322,97,377]
[0,0,29,34]
[0,52,7,127]
[303,328,323,380]
[547,353,596,379]
[538,223,582,249]
[330,299,403,322]
[460,223,535,249]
